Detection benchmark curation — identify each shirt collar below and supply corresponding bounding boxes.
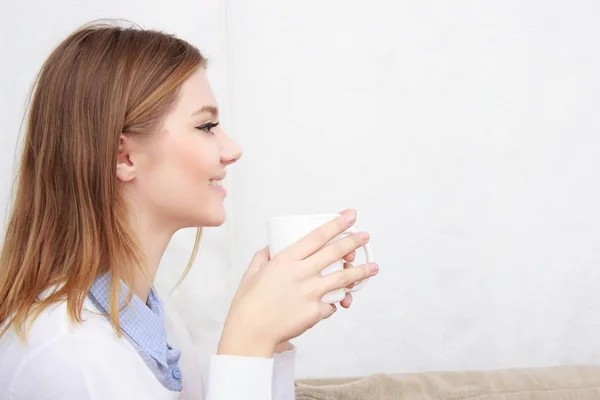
[88,272,169,367]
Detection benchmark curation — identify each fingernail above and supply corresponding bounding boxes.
[345,214,356,224]
[360,232,370,241]
[369,263,379,274]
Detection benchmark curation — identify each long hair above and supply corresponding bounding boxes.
[0,20,206,339]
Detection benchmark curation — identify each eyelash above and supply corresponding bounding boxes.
[196,121,219,134]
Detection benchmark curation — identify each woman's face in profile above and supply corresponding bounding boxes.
[117,67,242,229]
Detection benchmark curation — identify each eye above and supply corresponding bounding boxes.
[195,121,219,134]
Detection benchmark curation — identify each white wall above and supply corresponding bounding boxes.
[2,0,600,381]
[225,0,600,378]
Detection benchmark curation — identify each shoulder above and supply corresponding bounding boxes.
[0,298,144,399]
[3,297,118,355]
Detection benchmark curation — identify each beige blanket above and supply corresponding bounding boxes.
[296,365,600,399]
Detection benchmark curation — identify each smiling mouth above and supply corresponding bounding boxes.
[209,180,223,187]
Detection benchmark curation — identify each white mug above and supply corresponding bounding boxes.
[266,213,374,304]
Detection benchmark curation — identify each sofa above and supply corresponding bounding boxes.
[295,365,600,399]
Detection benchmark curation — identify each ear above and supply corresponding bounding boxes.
[116,134,136,182]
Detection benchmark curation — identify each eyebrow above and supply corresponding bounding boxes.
[191,105,219,119]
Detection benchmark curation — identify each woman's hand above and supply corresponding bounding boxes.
[217,209,378,358]
[271,251,357,354]
[271,250,358,353]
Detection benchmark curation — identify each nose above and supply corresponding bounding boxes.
[220,131,242,166]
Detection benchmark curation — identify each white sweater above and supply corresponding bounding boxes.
[0,292,296,399]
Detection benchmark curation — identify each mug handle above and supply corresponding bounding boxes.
[339,229,373,293]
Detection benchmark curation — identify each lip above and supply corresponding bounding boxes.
[210,183,227,197]
[210,173,226,181]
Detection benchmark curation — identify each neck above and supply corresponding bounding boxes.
[131,222,174,303]
[125,199,177,302]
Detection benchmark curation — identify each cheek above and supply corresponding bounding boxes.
[155,134,219,198]
[147,133,212,177]
[178,141,215,179]
[138,133,224,225]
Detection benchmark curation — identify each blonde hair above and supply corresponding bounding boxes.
[0,21,206,339]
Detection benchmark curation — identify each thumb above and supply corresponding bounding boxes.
[248,246,271,272]
[319,303,337,320]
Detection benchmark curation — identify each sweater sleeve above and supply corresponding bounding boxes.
[204,346,296,400]
[205,354,274,399]
[272,346,296,400]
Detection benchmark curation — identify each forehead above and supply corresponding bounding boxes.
[173,67,217,115]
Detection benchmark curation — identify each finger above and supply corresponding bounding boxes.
[318,262,379,295]
[338,208,355,218]
[343,262,355,288]
[343,251,356,262]
[319,303,337,320]
[340,292,353,309]
[253,246,271,262]
[278,209,357,261]
[247,246,270,272]
[305,232,369,274]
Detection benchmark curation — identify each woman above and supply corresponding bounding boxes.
[0,22,379,399]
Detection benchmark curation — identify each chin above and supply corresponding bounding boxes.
[196,208,227,227]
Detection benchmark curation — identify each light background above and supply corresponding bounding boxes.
[2,0,599,379]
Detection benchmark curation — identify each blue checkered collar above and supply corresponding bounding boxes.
[88,272,169,368]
